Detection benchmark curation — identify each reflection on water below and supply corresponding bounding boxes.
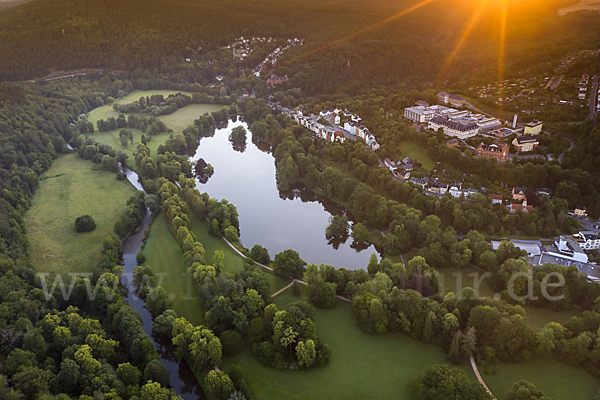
[191,120,381,270]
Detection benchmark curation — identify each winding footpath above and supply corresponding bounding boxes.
[220,235,351,302]
[470,353,496,400]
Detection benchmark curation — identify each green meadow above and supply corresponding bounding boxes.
[225,288,476,400]
[26,154,137,276]
[143,213,206,326]
[86,89,223,158]
[485,354,600,400]
[397,141,435,170]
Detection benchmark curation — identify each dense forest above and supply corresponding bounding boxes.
[0,0,599,94]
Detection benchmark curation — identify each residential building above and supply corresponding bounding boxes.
[476,143,509,162]
[429,183,448,194]
[367,134,380,151]
[357,125,370,141]
[334,115,340,125]
[507,198,534,214]
[415,100,429,107]
[489,194,503,204]
[536,188,552,198]
[575,205,588,217]
[428,115,479,139]
[384,158,397,172]
[446,138,459,148]
[512,187,527,201]
[410,177,430,188]
[402,164,413,171]
[512,135,539,152]
[402,157,413,165]
[524,120,543,135]
[266,74,288,86]
[571,231,600,250]
[344,121,358,136]
[437,91,466,107]
[448,184,462,197]
[448,94,466,107]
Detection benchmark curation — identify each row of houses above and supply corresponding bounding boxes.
[268,103,346,143]
[579,74,589,100]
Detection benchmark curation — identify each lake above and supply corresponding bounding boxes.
[190,118,380,271]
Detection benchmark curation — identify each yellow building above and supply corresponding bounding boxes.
[524,120,543,135]
[575,205,588,217]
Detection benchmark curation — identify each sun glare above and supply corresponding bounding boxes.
[281,0,437,66]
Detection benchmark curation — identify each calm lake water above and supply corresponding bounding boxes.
[190,118,380,271]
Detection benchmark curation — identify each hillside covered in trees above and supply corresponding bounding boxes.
[0,0,599,94]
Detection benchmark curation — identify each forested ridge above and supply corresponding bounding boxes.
[1,0,599,94]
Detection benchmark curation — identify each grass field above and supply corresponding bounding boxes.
[522,305,582,331]
[397,141,435,170]
[486,354,600,400]
[439,266,496,298]
[186,211,247,275]
[86,90,222,158]
[143,213,205,326]
[26,154,137,276]
[224,288,476,400]
[159,103,225,133]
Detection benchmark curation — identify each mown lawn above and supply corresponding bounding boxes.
[26,154,137,276]
[522,305,582,331]
[143,213,205,326]
[225,288,476,400]
[396,141,435,170]
[159,103,225,133]
[438,266,496,298]
[145,210,289,325]
[186,211,247,275]
[485,354,600,400]
[86,90,210,158]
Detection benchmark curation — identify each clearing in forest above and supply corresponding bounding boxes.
[26,154,137,276]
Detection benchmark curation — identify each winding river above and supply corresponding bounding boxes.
[120,168,205,400]
[190,118,381,271]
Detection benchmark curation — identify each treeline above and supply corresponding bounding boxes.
[0,80,182,398]
[299,242,600,377]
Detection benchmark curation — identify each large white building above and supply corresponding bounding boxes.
[554,235,590,263]
[571,231,600,250]
[428,115,480,139]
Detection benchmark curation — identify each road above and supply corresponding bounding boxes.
[588,75,599,121]
[558,134,576,164]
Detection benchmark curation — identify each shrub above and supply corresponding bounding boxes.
[136,251,146,265]
[220,330,243,356]
[224,226,239,242]
[116,172,126,180]
[75,215,96,233]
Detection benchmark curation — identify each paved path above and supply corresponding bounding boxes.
[220,234,352,302]
[470,353,496,400]
[271,281,293,297]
